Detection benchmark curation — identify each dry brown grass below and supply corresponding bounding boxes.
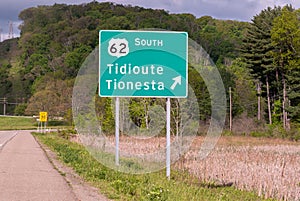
[78,134,300,200]
[176,136,300,201]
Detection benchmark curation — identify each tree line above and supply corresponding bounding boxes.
[0,2,299,137]
[241,6,300,131]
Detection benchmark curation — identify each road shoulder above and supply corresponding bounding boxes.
[35,135,111,201]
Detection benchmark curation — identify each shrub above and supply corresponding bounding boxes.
[48,120,69,126]
[57,128,76,139]
[14,103,27,116]
[143,184,169,201]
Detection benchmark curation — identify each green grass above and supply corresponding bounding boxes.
[0,116,72,130]
[34,132,275,201]
[0,116,36,130]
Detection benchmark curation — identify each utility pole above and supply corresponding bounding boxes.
[256,81,261,121]
[0,97,7,115]
[283,78,287,130]
[266,76,272,125]
[4,98,6,115]
[229,87,232,132]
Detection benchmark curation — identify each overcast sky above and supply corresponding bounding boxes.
[0,0,299,41]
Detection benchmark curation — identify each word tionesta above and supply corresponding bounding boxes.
[106,79,164,91]
[105,63,165,91]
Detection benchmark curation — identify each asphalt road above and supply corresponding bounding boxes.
[0,131,18,149]
[0,130,78,201]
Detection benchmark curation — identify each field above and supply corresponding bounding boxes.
[97,135,300,200]
[0,116,36,130]
[35,132,277,201]
[46,132,300,200]
[176,136,300,200]
[0,116,72,130]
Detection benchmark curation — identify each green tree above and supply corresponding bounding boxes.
[0,64,12,97]
[241,6,283,123]
[64,45,92,76]
[14,104,27,116]
[228,58,257,117]
[128,98,155,129]
[271,7,300,124]
[188,67,211,121]
[95,96,116,134]
[8,1,283,131]
[25,73,73,117]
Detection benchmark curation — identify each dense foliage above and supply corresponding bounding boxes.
[0,2,299,135]
[241,5,300,130]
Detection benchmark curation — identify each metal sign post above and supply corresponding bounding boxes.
[166,98,171,179]
[115,97,120,166]
[99,30,188,178]
[39,112,48,133]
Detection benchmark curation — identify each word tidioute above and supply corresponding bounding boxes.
[105,63,165,91]
[107,63,164,75]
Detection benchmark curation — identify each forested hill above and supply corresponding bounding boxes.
[17,1,248,77]
[1,2,299,138]
[0,1,248,115]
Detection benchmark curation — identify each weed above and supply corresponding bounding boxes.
[33,132,274,201]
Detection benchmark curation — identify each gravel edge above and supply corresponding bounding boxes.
[34,135,111,201]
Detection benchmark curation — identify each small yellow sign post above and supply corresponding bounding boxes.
[39,112,48,122]
[38,112,48,133]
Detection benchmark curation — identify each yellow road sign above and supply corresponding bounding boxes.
[39,112,48,122]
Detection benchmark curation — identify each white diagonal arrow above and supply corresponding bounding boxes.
[170,76,182,90]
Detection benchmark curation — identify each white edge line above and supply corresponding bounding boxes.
[0,131,19,149]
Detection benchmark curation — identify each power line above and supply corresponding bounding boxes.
[0,97,24,116]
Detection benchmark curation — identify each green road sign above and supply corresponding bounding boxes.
[99,30,188,97]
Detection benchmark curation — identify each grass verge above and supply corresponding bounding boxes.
[33,132,275,201]
[0,116,72,130]
[0,116,36,130]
